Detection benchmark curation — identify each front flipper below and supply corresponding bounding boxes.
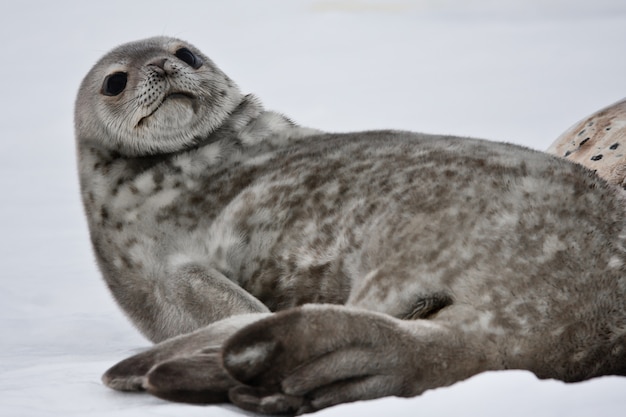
[102,313,269,400]
[222,304,494,414]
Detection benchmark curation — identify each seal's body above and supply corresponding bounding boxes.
[76,37,626,414]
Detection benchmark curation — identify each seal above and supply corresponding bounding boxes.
[76,37,626,415]
[547,97,626,188]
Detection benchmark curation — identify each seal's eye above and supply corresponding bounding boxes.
[102,72,127,96]
[175,47,203,69]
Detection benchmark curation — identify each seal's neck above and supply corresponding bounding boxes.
[149,93,324,178]
[209,93,323,151]
[78,94,324,187]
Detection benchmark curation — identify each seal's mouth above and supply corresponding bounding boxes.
[137,92,194,128]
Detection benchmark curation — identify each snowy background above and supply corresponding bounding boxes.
[1,0,626,416]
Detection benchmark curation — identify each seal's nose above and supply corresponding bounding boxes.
[147,58,168,74]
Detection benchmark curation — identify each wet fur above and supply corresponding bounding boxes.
[76,37,626,414]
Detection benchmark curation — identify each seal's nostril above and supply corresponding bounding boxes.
[148,58,168,73]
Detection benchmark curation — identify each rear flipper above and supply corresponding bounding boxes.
[102,313,270,402]
[222,304,497,415]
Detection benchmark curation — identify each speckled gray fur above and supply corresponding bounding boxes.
[76,37,626,414]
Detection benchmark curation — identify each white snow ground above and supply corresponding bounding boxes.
[1,0,625,416]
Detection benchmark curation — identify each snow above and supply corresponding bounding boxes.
[1,0,625,415]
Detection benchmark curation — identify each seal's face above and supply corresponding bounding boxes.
[75,36,242,156]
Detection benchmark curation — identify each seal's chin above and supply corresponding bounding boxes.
[137,93,195,128]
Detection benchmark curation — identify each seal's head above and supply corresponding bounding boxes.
[75,36,242,157]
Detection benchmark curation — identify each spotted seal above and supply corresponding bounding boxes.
[75,37,626,414]
[548,97,626,188]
